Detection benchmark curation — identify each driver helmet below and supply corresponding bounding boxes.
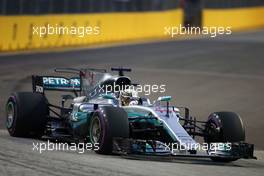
[120,88,139,106]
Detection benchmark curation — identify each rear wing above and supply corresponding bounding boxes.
[32,67,107,94]
[32,75,81,93]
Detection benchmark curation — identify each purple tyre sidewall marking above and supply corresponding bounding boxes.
[208,113,222,129]
[94,109,107,150]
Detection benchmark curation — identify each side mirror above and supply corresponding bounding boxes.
[157,96,172,102]
[156,96,172,117]
[102,94,116,100]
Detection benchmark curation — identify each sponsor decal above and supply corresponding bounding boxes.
[43,77,80,89]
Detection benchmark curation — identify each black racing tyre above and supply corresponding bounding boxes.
[6,92,48,137]
[89,106,129,154]
[205,111,245,162]
[205,111,245,143]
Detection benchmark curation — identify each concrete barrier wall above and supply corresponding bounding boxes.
[203,6,264,30]
[1,6,264,52]
[0,9,182,52]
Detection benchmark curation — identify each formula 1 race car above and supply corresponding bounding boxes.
[5,67,256,162]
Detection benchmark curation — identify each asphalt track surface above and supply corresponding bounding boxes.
[0,30,264,175]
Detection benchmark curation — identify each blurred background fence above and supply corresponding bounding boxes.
[1,0,264,15]
[0,0,180,14]
[203,0,264,8]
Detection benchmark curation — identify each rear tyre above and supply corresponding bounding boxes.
[205,111,245,162]
[89,106,129,154]
[6,92,48,137]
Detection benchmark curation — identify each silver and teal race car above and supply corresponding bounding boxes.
[5,67,256,162]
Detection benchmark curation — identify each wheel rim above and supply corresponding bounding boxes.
[205,121,221,143]
[90,116,101,143]
[6,102,15,128]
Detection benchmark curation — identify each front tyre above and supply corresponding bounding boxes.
[89,106,129,154]
[205,111,245,162]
